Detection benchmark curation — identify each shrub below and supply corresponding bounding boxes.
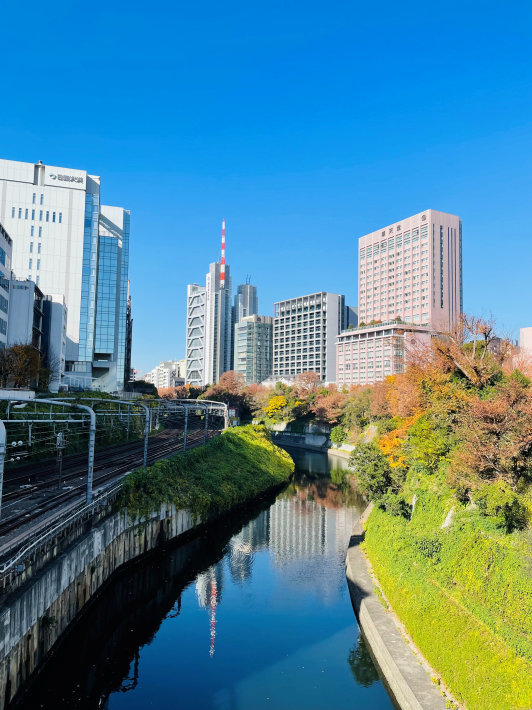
[330,425,347,446]
[348,442,393,501]
[378,491,410,518]
[473,483,529,533]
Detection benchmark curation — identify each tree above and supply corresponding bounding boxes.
[434,314,508,388]
[348,442,394,501]
[10,345,41,388]
[293,371,321,397]
[311,390,346,425]
[450,377,532,488]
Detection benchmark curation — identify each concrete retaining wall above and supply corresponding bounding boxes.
[0,503,194,708]
[345,506,448,710]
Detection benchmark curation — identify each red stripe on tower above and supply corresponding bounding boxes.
[220,219,226,288]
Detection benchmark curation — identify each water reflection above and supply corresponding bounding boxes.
[16,450,392,710]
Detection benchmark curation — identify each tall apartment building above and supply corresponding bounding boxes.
[0,158,131,392]
[337,209,462,387]
[273,292,346,382]
[186,223,233,386]
[0,222,12,348]
[234,315,273,385]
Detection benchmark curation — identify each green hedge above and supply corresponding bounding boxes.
[363,493,532,710]
[119,424,294,520]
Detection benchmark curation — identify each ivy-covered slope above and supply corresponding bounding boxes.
[119,424,294,519]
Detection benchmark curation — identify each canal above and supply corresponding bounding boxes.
[18,449,394,710]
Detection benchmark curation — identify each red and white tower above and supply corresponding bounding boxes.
[220,219,226,289]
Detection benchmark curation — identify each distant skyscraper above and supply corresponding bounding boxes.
[233,282,258,324]
[186,222,233,385]
[0,158,131,392]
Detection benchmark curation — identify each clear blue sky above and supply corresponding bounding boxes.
[2,0,531,374]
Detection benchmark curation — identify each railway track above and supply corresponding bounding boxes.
[0,426,222,539]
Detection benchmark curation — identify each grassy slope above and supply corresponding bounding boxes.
[363,485,532,710]
[119,424,294,520]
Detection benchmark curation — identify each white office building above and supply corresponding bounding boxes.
[273,292,346,382]
[186,262,233,386]
[0,158,130,392]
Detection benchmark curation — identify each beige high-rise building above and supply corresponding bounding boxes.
[337,209,462,387]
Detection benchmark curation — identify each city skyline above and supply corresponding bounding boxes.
[2,2,531,375]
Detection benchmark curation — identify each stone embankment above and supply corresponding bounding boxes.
[346,505,449,710]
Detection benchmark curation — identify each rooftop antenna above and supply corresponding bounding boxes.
[220,219,226,288]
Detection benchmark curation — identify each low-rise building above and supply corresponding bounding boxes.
[146,360,185,389]
[234,315,273,385]
[520,327,532,359]
[336,320,432,387]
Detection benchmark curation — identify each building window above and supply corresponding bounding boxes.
[36,259,40,270]
[52,212,56,223]
[31,209,35,220]
[40,194,44,205]
[39,210,43,221]
[37,243,41,254]
[31,226,34,236]
[58,212,62,224]
[29,242,33,253]
[28,258,32,269]
[46,211,49,222]
[32,193,36,204]
[36,276,39,285]
[11,207,15,218]
[24,208,28,219]
[18,208,22,218]
[38,227,42,238]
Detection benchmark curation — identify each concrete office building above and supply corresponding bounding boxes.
[7,279,44,353]
[0,158,130,392]
[0,223,13,348]
[42,294,68,392]
[336,321,431,387]
[234,315,273,385]
[273,292,347,382]
[337,209,462,386]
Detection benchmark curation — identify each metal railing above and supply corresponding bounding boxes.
[0,480,123,588]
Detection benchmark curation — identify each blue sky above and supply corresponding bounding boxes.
[2,0,532,374]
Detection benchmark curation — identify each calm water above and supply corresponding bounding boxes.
[20,449,394,710]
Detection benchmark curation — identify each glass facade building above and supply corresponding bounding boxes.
[0,159,131,392]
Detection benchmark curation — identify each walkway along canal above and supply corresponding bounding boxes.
[15,449,395,710]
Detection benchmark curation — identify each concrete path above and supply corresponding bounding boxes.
[346,506,449,710]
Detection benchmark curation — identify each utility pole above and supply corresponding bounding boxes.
[56,431,66,489]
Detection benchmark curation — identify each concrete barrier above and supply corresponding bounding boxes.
[345,506,448,710]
